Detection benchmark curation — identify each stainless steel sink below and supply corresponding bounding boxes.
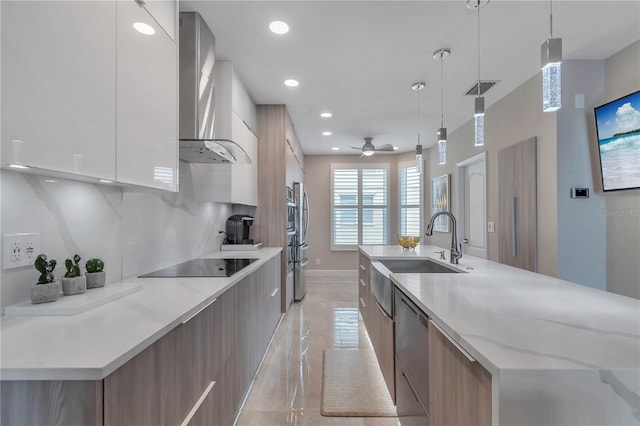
[379,259,461,273]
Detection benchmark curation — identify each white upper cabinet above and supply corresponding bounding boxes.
[138,0,177,42]
[1,1,117,180]
[116,0,178,191]
[230,112,258,206]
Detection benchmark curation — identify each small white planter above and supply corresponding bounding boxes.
[61,275,87,296]
[85,271,106,289]
[31,282,59,304]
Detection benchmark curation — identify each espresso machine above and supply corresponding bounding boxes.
[225,215,254,245]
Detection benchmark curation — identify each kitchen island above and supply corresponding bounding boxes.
[1,247,282,425]
[360,245,640,426]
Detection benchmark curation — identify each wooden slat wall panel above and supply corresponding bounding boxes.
[0,380,103,426]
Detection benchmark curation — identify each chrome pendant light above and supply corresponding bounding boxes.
[433,48,450,165]
[412,81,425,174]
[541,0,562,112]
[468,0,486,146]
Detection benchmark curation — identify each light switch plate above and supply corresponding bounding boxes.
[487,222,495,233]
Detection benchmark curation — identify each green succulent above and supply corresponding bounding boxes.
[34,254,56,284]
[86,258,104,273]
[64,254,82,278]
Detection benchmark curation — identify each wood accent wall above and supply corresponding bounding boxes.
[256,105,290,311]
[498,137,538,272]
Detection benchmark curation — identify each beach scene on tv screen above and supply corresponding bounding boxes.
[596,91,640,191]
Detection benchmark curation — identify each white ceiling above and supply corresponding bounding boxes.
[180,1,640,155]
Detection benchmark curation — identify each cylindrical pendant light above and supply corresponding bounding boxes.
[433,48,450,165]
[472,0,485,146]
[541,0,562,112]
[411,82,425,174]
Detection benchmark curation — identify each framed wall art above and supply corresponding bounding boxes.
[430,174,450,232]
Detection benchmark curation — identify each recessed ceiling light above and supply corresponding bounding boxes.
[331,147,340,151]
[99,179,113,183]
[133,22,155,35]
[44,179,58,183]
[320,112,333,118]
[9,164,29,169]
[322,131,332,136]
[269,21,289,35]
[284,79,299,87]
[393,146,399,150]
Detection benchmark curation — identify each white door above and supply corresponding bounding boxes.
[462,158,487,258]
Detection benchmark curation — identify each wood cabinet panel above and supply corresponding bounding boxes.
[498,137,537,272]
[428,321,492,426]
[372,299,395,402]
[0,380,103,426]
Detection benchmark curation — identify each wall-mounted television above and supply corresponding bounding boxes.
[594,90,640,192]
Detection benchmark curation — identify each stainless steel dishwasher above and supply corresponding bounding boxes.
[394,286,429,419]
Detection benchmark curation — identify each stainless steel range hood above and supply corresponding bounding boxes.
[179,12,251,164]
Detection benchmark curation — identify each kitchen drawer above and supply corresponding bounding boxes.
[395,355,429,424]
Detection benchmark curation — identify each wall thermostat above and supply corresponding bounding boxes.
[570,188,589,199]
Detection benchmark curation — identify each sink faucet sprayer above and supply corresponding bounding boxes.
[425,211,462,265]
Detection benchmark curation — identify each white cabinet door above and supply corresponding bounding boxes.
[231,112,258,206]
[140,0,177,42]
[116,0,178,191]
[1,1,116,180]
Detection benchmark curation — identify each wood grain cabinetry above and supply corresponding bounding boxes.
[498,137,537,271]
[358,253,371,327]
[428,320,492,426]
[256,105,304,311]
[1,256,281,426]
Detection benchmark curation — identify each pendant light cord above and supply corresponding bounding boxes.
[550,0,553,38]
[440,58,444,128]
[418,88,422,146]
[477,0,481,97]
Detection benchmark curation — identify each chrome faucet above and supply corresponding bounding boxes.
[425,211,462,264]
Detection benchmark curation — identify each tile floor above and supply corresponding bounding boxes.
[236,274,402,426]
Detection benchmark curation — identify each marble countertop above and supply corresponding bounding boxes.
[360,245,640,374]
[0,248,282,381]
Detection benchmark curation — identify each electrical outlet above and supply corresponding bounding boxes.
[487,221,495,233]
[3,233,41,269]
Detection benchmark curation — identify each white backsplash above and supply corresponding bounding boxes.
[1,162,231,313]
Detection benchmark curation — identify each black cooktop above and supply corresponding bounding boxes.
[139,258,257,278]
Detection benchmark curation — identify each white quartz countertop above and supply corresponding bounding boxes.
[360,245,640,374]
[0,248,282,381]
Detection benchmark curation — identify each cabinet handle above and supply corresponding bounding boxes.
[429,320,476,362]
[360,264,366,271]
[359,297,367,308]
[271,288,279,297]
[181,298,217,325]
[359,279,366,287]
[511,196,517,257]
[180,381,215,426]
[400,297,418,317]
[375,301,388,319]
[402,371,421,405]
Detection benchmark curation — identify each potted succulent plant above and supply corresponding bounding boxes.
[85,258,105,289]
[61,254,86,296]
[32,254,59,304]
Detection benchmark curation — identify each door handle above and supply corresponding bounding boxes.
[463,238,469,244]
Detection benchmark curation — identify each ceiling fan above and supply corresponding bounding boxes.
[349,137,394,156]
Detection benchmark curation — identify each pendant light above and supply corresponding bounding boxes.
[411,82,425,174]
[469,0,486,146]
[433,48,450,165]
[541,0,562,112]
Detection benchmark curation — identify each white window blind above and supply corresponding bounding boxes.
[400,163,422,237]
[332,164,388,249]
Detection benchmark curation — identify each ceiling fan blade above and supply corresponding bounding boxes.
[374,144,395,151]
[349,146,363,150]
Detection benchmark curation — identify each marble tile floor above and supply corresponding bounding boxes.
[236,275,402,426]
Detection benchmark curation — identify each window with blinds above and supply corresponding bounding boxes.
[400,162,423,236]
[332,164,388,249]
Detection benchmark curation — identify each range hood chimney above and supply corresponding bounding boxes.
[179,12,251,164]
